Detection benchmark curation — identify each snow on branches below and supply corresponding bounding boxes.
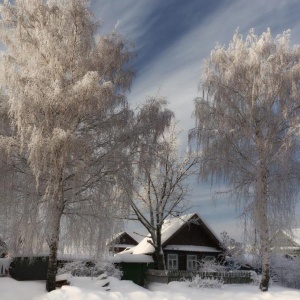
[190,28,300,291]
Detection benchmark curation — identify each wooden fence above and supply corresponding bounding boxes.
[144,269,253,287]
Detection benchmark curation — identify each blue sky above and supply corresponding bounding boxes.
[90,0,300,241]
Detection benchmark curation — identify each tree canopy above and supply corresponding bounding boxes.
[190,28,300,291]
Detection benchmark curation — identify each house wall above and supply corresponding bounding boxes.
[162,216,223,270]
[163,251,220,271]
[10,256,49,280]
[120,262,155,286]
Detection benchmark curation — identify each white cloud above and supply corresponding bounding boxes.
[91,0,159,43]
[129,0,300,130]
[92,0,300,240]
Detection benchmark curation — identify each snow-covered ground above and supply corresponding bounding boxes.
[0,276,300,300]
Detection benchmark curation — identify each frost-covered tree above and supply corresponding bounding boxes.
[0,0,134,291]
[270,254,300,289]
[220,231,245,261]
[0,92,44,256]
[124,117,198,270]
[189,29,300,291]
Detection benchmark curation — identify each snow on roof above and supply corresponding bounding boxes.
[131,213,195,255]
[106,231,126,245]
[111,244,135,249]
[282,228,300,246]
[164,245,222,252]
[13,254,98,261]
[272,246,300,251]
[129,213,220,255]
[106,231,138,247]
[112,253,154,263]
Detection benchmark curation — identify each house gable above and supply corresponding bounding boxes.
[163,214,222,250]
[108,232,138,253]
[117,233,139,247]
[270,229,300,257]
[270,230,299,248]
[160,214,223,270]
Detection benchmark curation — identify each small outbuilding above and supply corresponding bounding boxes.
[113,253,154,286]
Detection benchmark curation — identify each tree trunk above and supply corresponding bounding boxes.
[155,226,166,270]
[46,227,59,291]
[258,195,270,291]
[46,174,64,292]
[256,163,270,292]
[155,247,166,270]
[259,235,270,291]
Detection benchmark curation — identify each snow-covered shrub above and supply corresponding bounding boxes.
[58,260,122,279]
[220,232,245,260]
[58,261,89,276]
[249,271,260,286]
[187,275,224,289]
[95,261,122,279]
[198,259,226,272]
[270,255,300,289]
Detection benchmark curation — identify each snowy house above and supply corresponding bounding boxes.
[121,213,224,271]
[107,232,138,254]
[270,228,300,257]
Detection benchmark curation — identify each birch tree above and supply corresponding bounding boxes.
[189,29,300,291]
[124,120,198,270]
[0,93,45,255]
[0,0,134,291]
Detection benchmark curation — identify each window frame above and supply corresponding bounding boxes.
[167,254,178,270]
[186,254,198,271]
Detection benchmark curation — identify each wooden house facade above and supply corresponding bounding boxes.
[121,213,224,271]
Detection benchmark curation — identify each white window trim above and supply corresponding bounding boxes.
[186,255,197,271]
[167,254,178,270]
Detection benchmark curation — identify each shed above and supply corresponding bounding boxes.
[113,253,154,286]
[10,256,49,280]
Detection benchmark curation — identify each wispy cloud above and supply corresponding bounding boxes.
[128,0,300,130]
[91,0,300,238]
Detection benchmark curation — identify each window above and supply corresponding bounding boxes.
[167,254,178,270]
[187,255,197,271]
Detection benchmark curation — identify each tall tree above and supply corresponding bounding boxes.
[189,29,300,291]
[0,0,134,291]
[0,93,44,255]
[124,118,198,270]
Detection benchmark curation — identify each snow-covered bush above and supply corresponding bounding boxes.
[220,232,245,260]
[187,275,224,289]
[270,255,300,289]
[96,261,123,279]
[58,260,122,279]
[249,271,260,286]
[198,259,226,272]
